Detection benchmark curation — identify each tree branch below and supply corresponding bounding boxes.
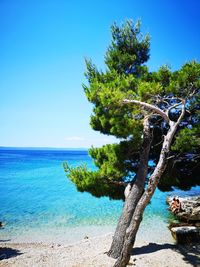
[163,96,183,102]
[114,101,186,267]
[166,102,182,117]
[123,99,170,123]
[175,100,186,126]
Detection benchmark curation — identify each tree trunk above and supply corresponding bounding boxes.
[108,117,152,258]
[113,109,185,267]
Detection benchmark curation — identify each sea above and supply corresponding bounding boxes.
[0,148,199,244]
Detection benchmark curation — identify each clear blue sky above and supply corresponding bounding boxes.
[1,0,200,148]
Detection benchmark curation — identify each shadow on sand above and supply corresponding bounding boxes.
[131,242,200,267]
[0,247,23,261]
[177,244,200,267]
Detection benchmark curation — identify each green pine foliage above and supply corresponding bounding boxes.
[64,20,200,199]
[105,20,150,74]
[172,126,200,153]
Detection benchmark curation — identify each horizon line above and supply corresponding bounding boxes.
[0,146,89,150]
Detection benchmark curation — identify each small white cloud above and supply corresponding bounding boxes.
[64,136,85,141]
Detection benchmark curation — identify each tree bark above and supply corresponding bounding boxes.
[107,117,152,258]
[123,99,170,123]
[113,105,185,267]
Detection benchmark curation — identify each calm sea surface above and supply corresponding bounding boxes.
[0,148,199,243]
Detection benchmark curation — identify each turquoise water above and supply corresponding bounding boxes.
[0,148,199,243]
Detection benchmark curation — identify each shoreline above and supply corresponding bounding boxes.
[0,224,117,246]
[0,221,173,248]
[0,214,174,245]
[1,196,200,266]
[0,232,199,267]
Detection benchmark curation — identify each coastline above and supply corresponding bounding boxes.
[1,149,199,266]
[1,220,199,267]
[0,214,174,245]
[1,232,199,267]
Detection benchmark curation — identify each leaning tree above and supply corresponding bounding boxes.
[64,20,200,267]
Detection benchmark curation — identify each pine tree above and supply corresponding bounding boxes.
[64,20,200,266]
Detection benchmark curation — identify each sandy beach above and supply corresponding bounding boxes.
[0,232,199,267]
